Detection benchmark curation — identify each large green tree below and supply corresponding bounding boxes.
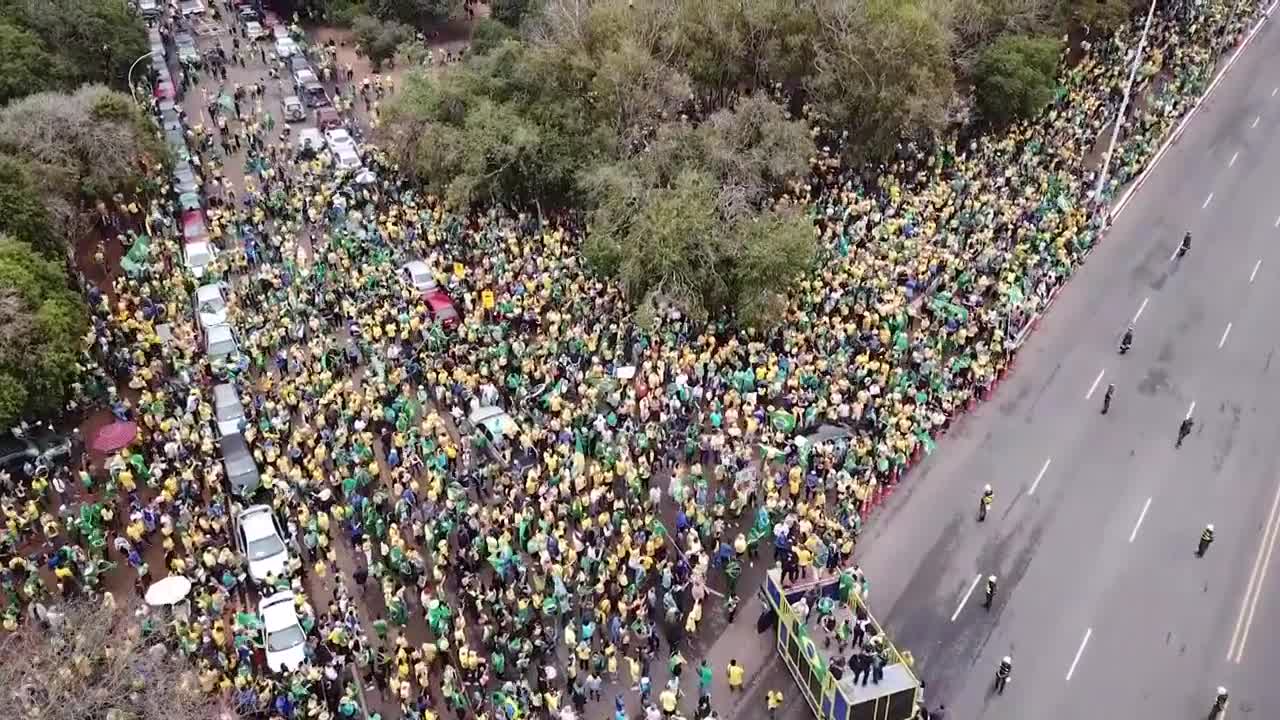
[0,0,145,91]
[0,20,60,105]
[367,0,461,25]
[809,0,956,156]
[974,33,1063,125]
[0,85,160,204]
[353,13,415,71]
[583,95,816,327]
[0,155,57,256]
[0,236,87,426]
[381,41,606,206]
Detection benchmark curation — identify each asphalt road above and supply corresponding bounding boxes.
[834,15,1280,720]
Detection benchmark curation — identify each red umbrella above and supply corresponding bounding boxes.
[91,421,138,453]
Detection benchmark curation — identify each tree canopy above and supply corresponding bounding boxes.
[0,0,146,98]
[0,85,160,203]
[379,0,1137,323]
[974,34,1064,125]
[0,236,87,427]
[0,600,225,720]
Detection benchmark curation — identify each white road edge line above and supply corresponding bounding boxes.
[1253,115,1262,128]
[1066,628,1093,681]
[1229,470,1280,662]
[1251,259,1262,283]
[1129,497,1152,543]
[1230,151,1240,167]
[1219,323,1233,349]
[1085,369,1106,399]
[1112,0,1278,219]
[1028,458,1052,496]
[1186,401,1196,420]
[951,574,982,622]
[1203,192,1214,209]
[1132,297,1150,324]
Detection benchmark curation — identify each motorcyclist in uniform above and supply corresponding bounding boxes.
[1120,325,1134,354]
[983,575,998,610]
[994,656,1013,695]
[978,485,994,522]
[1197,524,1215,557]
[1179,231,1191,257]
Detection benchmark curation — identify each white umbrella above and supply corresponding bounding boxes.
[144,575,192,607]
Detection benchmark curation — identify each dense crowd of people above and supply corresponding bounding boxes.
[0,0,1266,719]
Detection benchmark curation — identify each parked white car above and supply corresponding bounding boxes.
[235,504,289,582]
[399,260,438,292]
[259,591,307,672]
[274,37,299,58]
[195,282,229,331]
[184,240,214,279]
[334,146,362,171]
[205,323,238,361]
[324,127,356,155]
[297,127,323,153]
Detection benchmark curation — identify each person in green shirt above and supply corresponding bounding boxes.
[698,659,714,699]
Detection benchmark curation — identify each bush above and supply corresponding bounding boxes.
[470,17,516,55]
[974,33,1063,125]
[353,13,416,71]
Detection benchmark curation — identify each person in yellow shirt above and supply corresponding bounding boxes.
[660,687,678,714]
[767,689,785,717]
[727,658,745,691]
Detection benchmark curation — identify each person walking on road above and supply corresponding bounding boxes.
[766,690,784,718]
[727,659,744,692]
[994,656,1013,695]
[697,660,713,699]
[1178,417,1194,448]
[1198,524,1215,557]
[1102,384,1115,414]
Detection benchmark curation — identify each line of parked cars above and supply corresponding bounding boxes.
[145,10,306,673]
[278,50,370,179]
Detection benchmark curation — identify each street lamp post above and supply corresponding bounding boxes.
[128,50,157,105]
[1093,0,1161,201]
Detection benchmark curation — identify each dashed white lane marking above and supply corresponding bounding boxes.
[1274,87,1278,96]
[1253,115,1262,128]
[951,574,982,622]
[1186,401,1197,420]
[1275,215,1280,227]
[1028,458,1052,496]
[1085,369,1106,399]
[1132,297,1150,324]
[1203,192,1214,208]
[1219,323,1233,349]
[1230,151,1240,167]
[1252,259,1262,283]
[1130,497,1153,543]
[1066,628,1093,681]
[1229,464,1280,663]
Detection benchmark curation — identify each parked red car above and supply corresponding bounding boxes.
[424,289,459,328]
